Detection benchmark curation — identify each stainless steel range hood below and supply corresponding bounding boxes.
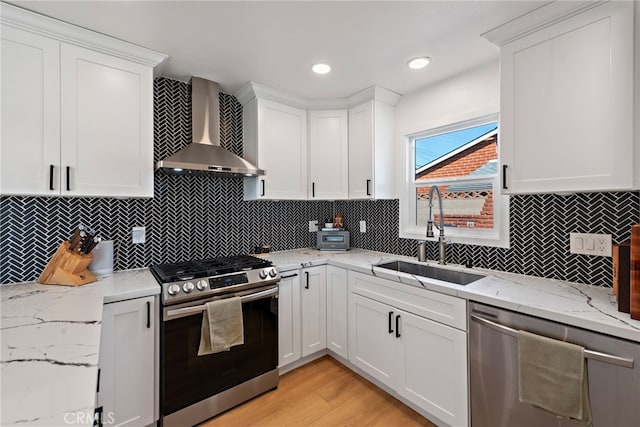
[156,77,265,177]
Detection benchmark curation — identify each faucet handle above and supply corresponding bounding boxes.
[426,221,435,238]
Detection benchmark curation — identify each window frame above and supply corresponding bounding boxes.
[399,113,510,248]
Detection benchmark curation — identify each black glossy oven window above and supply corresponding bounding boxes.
[161,296,278,416]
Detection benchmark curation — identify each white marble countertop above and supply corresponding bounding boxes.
[0,269,160,426]
[98,268,160,304]
[3,248,638,425]
[264,248,640,343]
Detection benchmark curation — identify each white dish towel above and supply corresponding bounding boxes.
[198,297,244,356]
[518,330,592,425]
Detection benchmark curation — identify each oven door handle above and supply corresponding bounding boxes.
[166,287,279,319]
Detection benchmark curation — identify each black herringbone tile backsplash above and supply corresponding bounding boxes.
[1,78,638,286]
[335,193,640,287]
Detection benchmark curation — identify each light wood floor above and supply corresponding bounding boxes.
[200,356,436,427]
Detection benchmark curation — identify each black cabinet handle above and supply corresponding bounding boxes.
[280,273,298,279]
[388,311,394,334]
[146,301,151,328]
[502,164,508,190]
[260,179,265,197]
[93,406,103,427]
[305,271,309,289]
[312,182,315,197]
[96,368,100,393]
[49,164,54,190]
[66,166,70,191]
[366,179,371,196]
[395,315,401,338]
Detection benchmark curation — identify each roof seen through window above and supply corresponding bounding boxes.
[415,123,497,171]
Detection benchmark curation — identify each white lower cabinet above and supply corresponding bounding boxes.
[396,309,468,427]
[326,266,348,359]
[301,266,327,357]
[348,271,468,427]
[98,296,156,427]
[348,292,398,386]
[278,271,302,368]
[278,266,328,368]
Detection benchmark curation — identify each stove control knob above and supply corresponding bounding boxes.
[269,268,277,278]
[183,282,195,293]
[196,280,208,291]
[259,269,268,279]
[167,284,181,296]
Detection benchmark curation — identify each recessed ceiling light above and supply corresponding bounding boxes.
[407,57,431,70]
[312,63,331,74]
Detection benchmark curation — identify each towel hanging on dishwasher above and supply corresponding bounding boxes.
[518,330,592,426]
[198,297,244,356]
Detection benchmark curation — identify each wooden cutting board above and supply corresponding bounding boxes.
[630,225,640,320]
[613,241,631,313]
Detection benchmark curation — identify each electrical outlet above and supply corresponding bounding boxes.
[359,220,367,233]
[569,233,611,256]
[132,226,146,244]
[308,220,318,232]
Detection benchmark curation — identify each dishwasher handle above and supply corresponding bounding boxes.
[470,313,634,369]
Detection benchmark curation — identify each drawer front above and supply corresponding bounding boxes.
[348,271,466,331]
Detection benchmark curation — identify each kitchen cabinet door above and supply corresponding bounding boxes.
[60,44,154,197]
[98,296,155,427]
[348,100,396,199]
[243,98,308,200]
[1,26,60,196]
[396,309,468,427]
[326,265,348,359]
[300,266,327,357]
[348,292,398,388]
[278,271,302,368]
[498,1,634,194]
[308,110,349,200]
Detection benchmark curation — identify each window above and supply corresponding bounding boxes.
[400,114,509,248]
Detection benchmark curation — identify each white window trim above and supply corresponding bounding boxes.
[399,113,510,249]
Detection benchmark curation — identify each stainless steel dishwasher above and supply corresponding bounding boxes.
[468,302,639,427]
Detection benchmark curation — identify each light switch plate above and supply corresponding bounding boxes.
[132,226,146,244]
[569,232,611,256]
[359,220,367,233]
[308,220,318,232]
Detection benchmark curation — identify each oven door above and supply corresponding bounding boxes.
[161,285,279,418]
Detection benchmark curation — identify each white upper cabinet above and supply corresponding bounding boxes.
[348,96,398,199]
[0,3,167,198]
[242,98,308,200]
[237,82,401,200]
[308,110,349,200]
[485,1,635,194]
[1,26,60,196]
[60,44,154,197]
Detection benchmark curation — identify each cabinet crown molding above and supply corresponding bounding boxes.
[235,81,402,109]
[235,81,310,109]
[0,2,168,76]
[482,0,609,46]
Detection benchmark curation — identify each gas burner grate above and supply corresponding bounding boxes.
[150,255,273,284]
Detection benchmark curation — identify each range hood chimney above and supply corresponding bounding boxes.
[156,77,265,177]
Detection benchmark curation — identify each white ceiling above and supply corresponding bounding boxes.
[8,1,547,99]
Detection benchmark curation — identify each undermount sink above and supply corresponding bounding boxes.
[375,260,484,286]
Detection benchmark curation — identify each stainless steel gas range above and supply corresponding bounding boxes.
[151,255,280,427]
